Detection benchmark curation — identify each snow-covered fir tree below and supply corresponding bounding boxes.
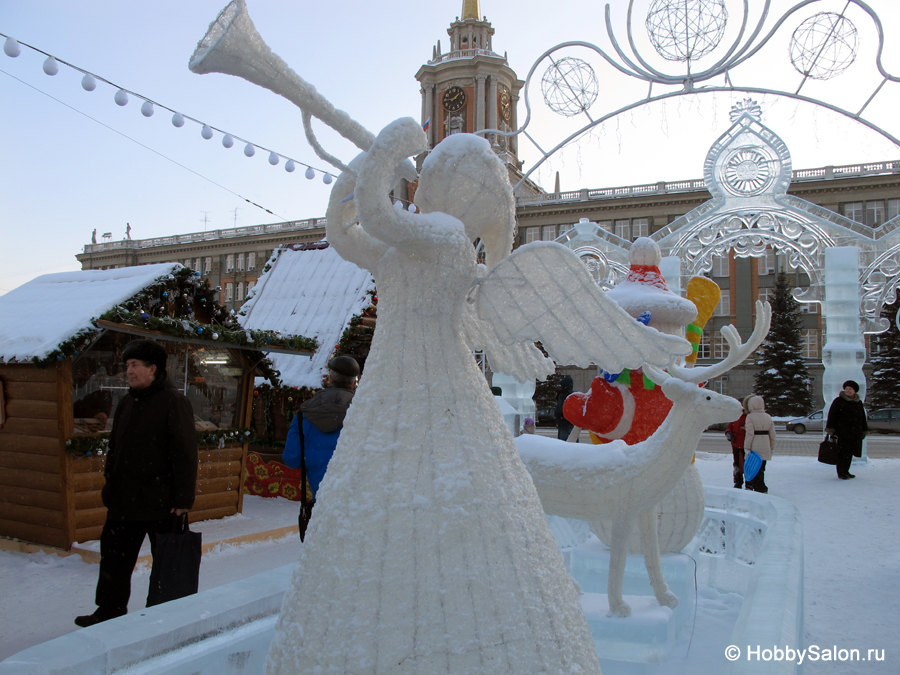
[753,271,813,416]
[866,299,900,409]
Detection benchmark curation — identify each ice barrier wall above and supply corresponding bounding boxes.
[1,487,804,675]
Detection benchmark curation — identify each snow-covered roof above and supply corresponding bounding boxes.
[0,263,181,363]
[238,244,374,389]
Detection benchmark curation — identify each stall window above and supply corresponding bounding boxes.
[73,334,248,435]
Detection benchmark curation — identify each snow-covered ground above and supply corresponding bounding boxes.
[1,454,897,673]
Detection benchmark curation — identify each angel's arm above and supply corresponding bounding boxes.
[325,153,388,273]
[354,118,467,255]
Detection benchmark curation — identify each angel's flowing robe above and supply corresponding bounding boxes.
[265,224,601,674]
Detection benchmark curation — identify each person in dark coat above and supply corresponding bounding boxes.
[555,375,575,441]
[283,356,359,536]
[725,395,751,489]
[75,340,198,627]
[825,380,868,480]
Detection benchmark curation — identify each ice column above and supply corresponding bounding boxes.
[491,372,536,435]
[822,246,867,460]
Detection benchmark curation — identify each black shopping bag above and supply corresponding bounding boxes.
[818,435,839,466]
[147,513,202,607]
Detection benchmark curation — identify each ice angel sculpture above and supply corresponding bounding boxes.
[262,118,691,675]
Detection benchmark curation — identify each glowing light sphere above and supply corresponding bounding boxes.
[172,112,185,127]
[222,134,234,148]
[114,89,129,106]
[323,173,333,185]
[790,12,858,80]
[646,0,728,62]
[244,143,255,157]
[201,124,213,140]
[268,151,280,165]
[541,57,599,117]
[4,37,21,58]
[42,56,59,76]
[81,73,96,91]
[140,100,154,117]
[305,167,316,180]
[285,159,295,172]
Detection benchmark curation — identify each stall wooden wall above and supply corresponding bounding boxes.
[1,357,252,550]
[0,362,70,549]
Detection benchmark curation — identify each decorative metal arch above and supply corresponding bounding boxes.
[861,242,900,331]
[477,0,900,193]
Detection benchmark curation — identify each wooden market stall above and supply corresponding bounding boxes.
[0,264,313,550]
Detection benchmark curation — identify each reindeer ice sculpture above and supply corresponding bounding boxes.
[517,303,771,617]
[191,2,693,672]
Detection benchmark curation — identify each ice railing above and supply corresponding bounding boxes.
[0,487,803,675]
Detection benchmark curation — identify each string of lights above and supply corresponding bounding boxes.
[1,32,336,185]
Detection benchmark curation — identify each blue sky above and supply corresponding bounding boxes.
[1,0,898,295]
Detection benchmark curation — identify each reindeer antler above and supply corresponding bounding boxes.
[666,301,771,384]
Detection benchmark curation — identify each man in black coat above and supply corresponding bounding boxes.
[75,340,198,627]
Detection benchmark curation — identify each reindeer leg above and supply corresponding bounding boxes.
[601,516,633,617]
[638,507,678,609]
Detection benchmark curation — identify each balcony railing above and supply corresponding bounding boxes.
[82,218,326,254]
[517,159,900,207]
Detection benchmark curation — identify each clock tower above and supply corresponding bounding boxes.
[415,1,524,172]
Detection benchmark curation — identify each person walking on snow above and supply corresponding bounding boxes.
[743,395,776,493]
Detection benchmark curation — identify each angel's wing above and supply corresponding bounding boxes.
[474,242,692,373]
[462,293,556,382]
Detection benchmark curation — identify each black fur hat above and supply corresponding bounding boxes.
[842,380,860,393]
[122,339,168,375]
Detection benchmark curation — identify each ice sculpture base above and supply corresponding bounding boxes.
[570,541,697,665]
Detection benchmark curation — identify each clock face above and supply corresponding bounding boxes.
[443,86,467,112]
[500,90,511,121]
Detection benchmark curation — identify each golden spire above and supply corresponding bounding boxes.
[461,0,482,20]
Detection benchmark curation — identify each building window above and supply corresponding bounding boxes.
[758,288,774,304]
[248,252,256,270]
[235,282,244,302]
[203,257,212,274]
[712,255,729,277]
[225,283,233,301]
[558,223,573,237]
[184,259,191,269]
[226,254,234,272]
[614,219,630,240]
[597,220,612,232]
[757,250,776,275]
[697,331,711,359]
[712,331,729,359]
[247,280,256,294]
[237,254,244,272]
[709,375,729,395]
[525,227,539,244]
[843,202,863,222]
[866,200,885,227]
[888,199,900,221]
[632,218,649,239]
[714,293,731,316]
[800,329,820,358]
[542,225,557,241]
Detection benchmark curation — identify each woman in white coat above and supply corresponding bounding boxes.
[743,395,776,493]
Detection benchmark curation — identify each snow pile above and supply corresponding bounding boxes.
[237,244,373,389]
[0,264,180,362]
